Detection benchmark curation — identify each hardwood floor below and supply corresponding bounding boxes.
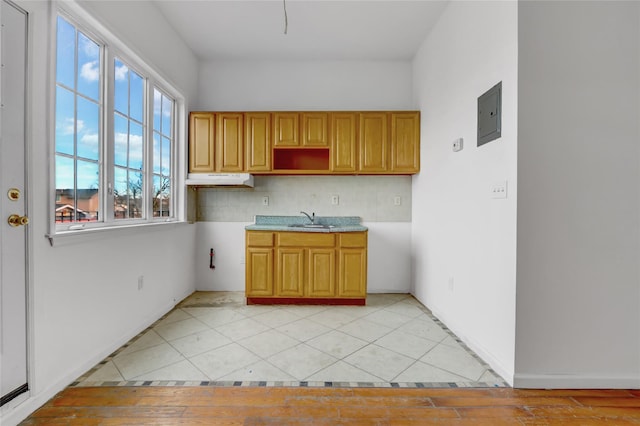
[21,386,640,425]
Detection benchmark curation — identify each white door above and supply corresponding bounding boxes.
[0,0,29,406]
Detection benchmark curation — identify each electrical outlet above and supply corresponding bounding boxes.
[240,255,245,265]
[394,196,401,206]
[262,196,269,206]
[448,276,454,292]
[491,181,508,199]
[331,195,339,205]
[453,138,463,152]
[138,275,144,291]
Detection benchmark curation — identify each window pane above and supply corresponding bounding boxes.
[153,175,170,217]
[114,114,128,167]
[77,32,100,101]
[55,86,75,156]
[129,121,144,170]
[56,17,75,88]
[76,97,99,160]
[162,136,171,176]
[153,134,161,174]
[162,95,172,135]
[114,166,128,219]
[127,170,144,219]
[130,70,144,122]
[55,155,74,191]
[77,160,99,221]
[153,88,161,132]
[114,59,128,115]
[77,160,99,191]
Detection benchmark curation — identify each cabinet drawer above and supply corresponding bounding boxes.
[339,232,367,248]
[278,232,335,247]
[247,232,274,247]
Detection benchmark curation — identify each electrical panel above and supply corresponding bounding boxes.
[477,82,502,147]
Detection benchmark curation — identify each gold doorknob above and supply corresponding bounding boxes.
[8,214,29,227]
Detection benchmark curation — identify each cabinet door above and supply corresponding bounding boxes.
[246,248,274,296]
[359,112,388,173]
[330,113,357,172]
[338,248,367,297]
[308,248,335,297]
[273,112,299,147]
[216,113,244,172]
[189,112,215,172]
[301,112,329,147]
[276,248,305,297]
[245,112,271,172]
[391,112,420,173]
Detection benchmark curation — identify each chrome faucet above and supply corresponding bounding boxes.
[300,211,315,225]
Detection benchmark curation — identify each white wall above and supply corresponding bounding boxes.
[3,2,199,424]
[195,59,415,292]
[411,1,518,383]
[197,60,412,111]
[515,1,640,388]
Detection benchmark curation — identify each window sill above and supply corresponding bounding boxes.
[45,220,193,247]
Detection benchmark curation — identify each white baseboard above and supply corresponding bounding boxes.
[514,373,640,389]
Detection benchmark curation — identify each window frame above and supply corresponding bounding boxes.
[50,5,186,239]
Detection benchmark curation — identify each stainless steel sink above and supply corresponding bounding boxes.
[288,224,335,229]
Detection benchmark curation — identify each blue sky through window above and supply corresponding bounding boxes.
[54,14,177,225]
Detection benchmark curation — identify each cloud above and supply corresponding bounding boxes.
[114,131,144,163]
[80,133,98,145]
[59,117,84,135]
[80,60,99,82]
[115,63,128,81]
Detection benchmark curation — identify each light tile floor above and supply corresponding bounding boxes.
[74,292,507,388]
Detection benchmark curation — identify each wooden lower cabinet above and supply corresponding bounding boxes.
[338,248,367,297]
[308,248,336,297]
[246,230,366,304]
[277,248,305,297]
[246,248,273,296]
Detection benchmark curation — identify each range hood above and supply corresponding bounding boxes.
[185,173,254,187]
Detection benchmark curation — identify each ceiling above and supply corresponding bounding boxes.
[153,1,449,61]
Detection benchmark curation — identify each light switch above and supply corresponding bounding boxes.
[452,138,463,152]
[262,196,269,206]
[331,195,339,205]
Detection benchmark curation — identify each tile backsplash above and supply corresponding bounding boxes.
[195,175,411,222]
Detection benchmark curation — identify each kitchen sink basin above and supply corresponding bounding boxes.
[288,224,335,229]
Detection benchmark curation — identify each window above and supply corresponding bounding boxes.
[55,16,101,224]
[54,14,179,232]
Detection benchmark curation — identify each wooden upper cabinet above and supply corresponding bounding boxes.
[359,112,388,173]
[330,113,357,173]
[391,112,420,173]
[189,112,215,172]
[245,113,272,172]
[215,113,244,172]
[189,110,419,175]
[273,112,299,147]
[301,112,329,147]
